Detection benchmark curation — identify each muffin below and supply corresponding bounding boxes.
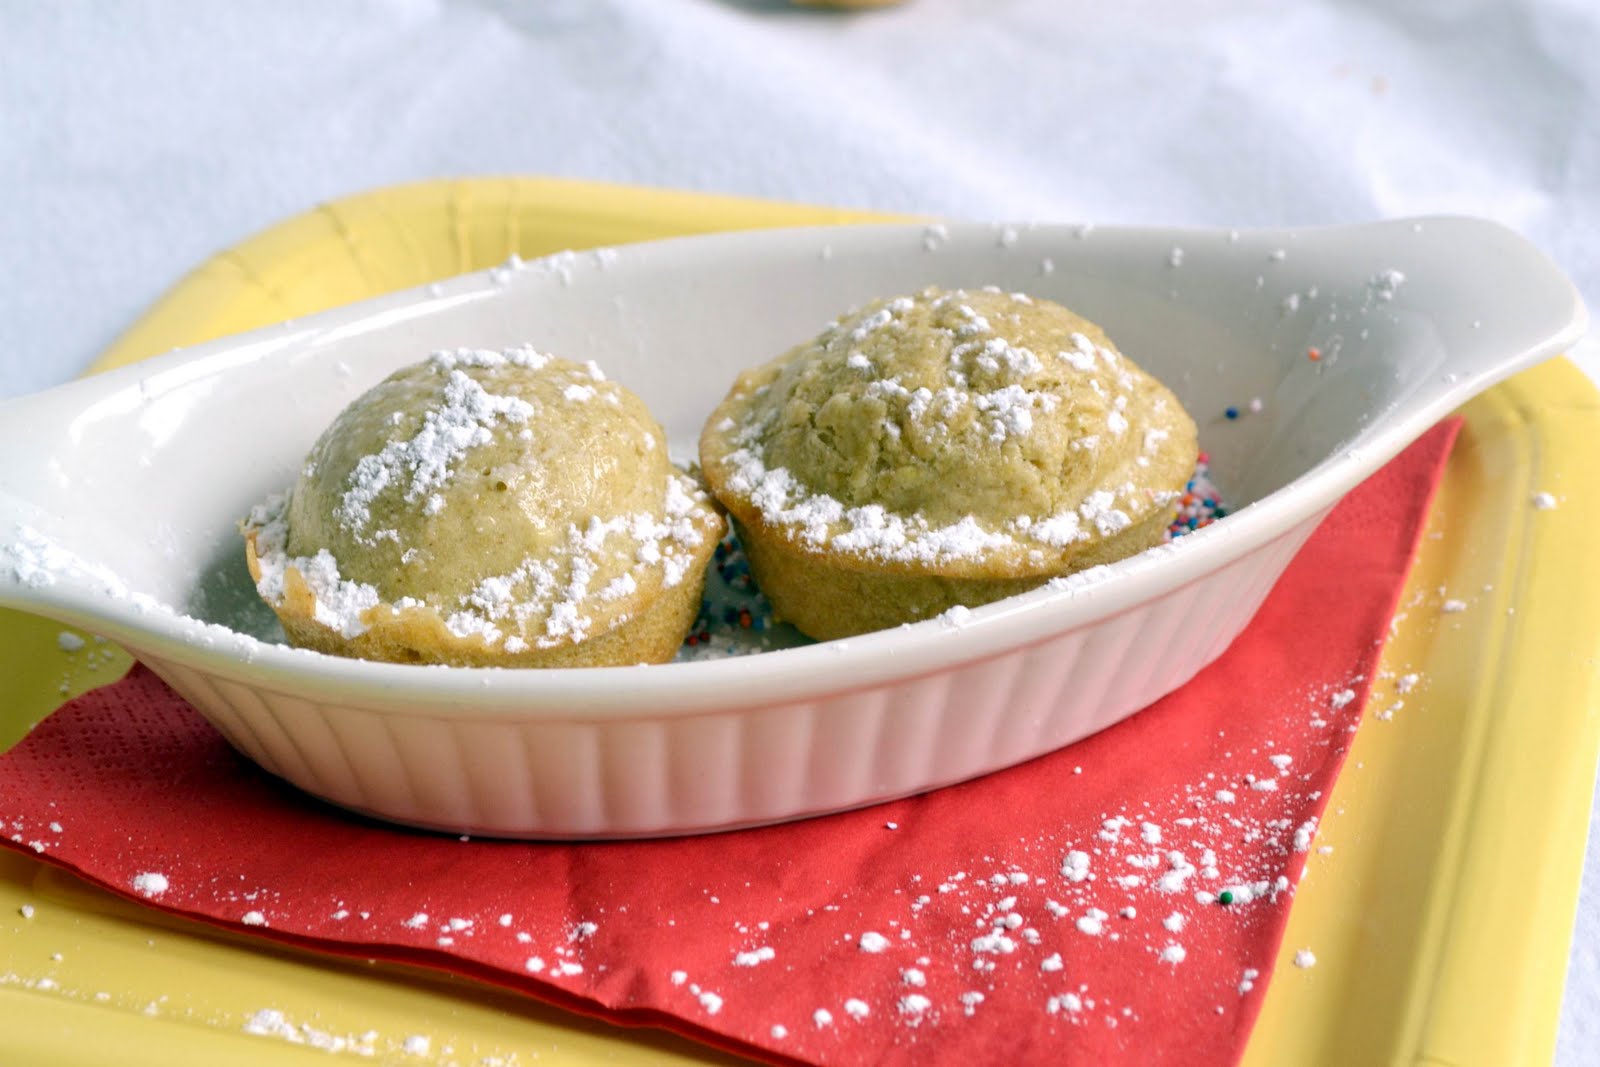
[698,287,1198,640]
[244,346,724,667]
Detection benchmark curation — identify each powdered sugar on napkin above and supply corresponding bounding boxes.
[0,424,1460,1067]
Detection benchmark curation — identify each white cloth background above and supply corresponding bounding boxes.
[4,0,1598,1059]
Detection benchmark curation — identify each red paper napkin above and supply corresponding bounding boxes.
[0,423,1459,1066]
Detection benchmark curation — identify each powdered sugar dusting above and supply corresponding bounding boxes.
[247,471,715,651]
[0,653,1381,1052]
[337,351,543,542]
[720,437,1160,566]
[241,1008,382,1056]
[131,872,169,898]
[858,931,891,954]
[712,289,1185,568]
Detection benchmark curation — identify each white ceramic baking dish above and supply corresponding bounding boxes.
[0,219,1584,837]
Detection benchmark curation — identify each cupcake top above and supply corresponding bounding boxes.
[699,287,1197,577]
[248,346,720,655]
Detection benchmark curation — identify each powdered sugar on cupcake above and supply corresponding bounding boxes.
[247,472,713,650]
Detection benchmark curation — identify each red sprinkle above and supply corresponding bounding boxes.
[1307,347,1322,362]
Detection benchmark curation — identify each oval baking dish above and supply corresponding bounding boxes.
[0,219,1585,836]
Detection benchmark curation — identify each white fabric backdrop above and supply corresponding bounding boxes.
[4,1,1597,1059]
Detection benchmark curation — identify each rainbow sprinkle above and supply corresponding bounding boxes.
[677,531,784,661]
[1165,453,1229,540]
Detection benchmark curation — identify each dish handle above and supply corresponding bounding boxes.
[1398,217,1588,393]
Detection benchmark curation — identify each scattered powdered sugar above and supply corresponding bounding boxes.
[1369,269,1406,302]
[858,931,891,954]
[1531,491,1558,510]
[56,631,86,652]
[1075,908,1109,936]
[0,582,1385,1049]
[336,352,542,543]
[5,675,1352,1042]
[723,447,1015,565]
[247,500,381,639]
[715,294,1166,565]
[488,253,525,286]
[1076,490,1132,537]
[1,525,140,600]
[1026,510,1084,548]
[972,930,1018,955]
[1046,992,1083,1015]
[445,476,710,647]
[1293,949,1318,969]
[954,334,1044,379]
[939,603,976,629]
[899,993,933,1017]
[972,382,1052,441]
[1061,850,1092,882]
[131,872,169,898]
[242,1009,381,1056]
[720,440,1158,565]
[247,471,712,652]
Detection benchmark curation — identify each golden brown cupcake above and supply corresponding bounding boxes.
[244,346,723,667]
[699,287,1197,640]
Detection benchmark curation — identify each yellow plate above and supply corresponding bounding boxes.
[2,178,1597,1065]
